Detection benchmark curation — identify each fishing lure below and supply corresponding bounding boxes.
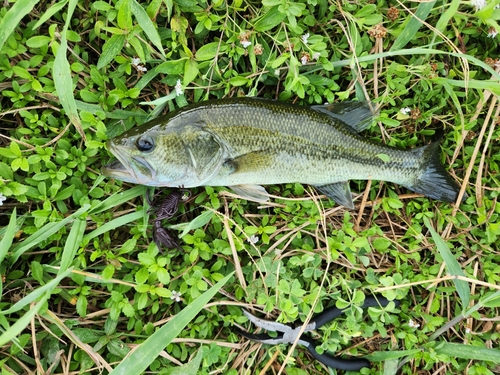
[147,188,190,251]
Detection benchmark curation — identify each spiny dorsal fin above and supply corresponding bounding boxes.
[311,101,375,133]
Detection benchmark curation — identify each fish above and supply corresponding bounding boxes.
[102,97,465,208]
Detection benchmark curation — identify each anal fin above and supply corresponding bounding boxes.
[314,182,354,209]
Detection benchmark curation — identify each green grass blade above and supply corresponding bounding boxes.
[433,77,500,95]
[484,18,500,33]
[169,209,215,238]
[97,34,126,69]
[0,208,18,298]
[0,294,49,347]
[390,1,436,51]
[0,268,72,348]
[59,218,86,274]
[31,0,69,29]
[0,0,40,52]
[0,211,27,239]
[131,0,165,57]
[134,66,162,91]
[139,91,177,106]
[109,272,234,375]
[53,0,81,136]
[367,349,420,362]
[0,268,72,316]
[82,211,144,243]
[465,290,500,316]
[438,80,464,127]
[434,342,500,362]
[326,48,500,81]
[9,204,90,265]
[383,358,399,375]
[0,208,17,264]
[171,348,203,375]
[75,100,148,120]
[425,218,470,309]
[89,185,146,215]
[435,0,460,33]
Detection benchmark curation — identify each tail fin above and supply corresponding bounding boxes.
[407,142,466,203]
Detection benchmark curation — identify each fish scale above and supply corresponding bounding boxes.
[200,110,403,185]
[103,97,465,207]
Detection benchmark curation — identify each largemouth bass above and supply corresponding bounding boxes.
[102,98,464,208]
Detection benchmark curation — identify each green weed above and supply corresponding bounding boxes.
[1,0,500,374]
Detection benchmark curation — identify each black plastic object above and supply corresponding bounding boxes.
[236,294,400,371]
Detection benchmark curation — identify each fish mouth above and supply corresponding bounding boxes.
[102,159,127,174]
[102,142,156,184]
[101,159,137,183]
[102,157,139,183]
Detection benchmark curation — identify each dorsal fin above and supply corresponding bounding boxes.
[311,101,375,133]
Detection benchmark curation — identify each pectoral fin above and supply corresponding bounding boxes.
[229,151,274,173]
[314,182,354,209]
[230,184,270,202]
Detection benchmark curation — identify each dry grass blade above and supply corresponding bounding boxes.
[109,273,233,374]
[223,198,247,292]
[375,275,500,293]
[278,193,333,375]
[42,309,113,372]
[474,104,500,207]
[444,95,498,238]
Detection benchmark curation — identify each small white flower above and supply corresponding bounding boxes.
[247,234,259,244]
[0,194,6,206]
[465,327,471,334]
[408,319,420,328]
[471,0,487,11]
[171,291,182,302]
[241,40,251,48]
[312,52,320,61]
[300,55,309,65]
[488,28,498,38]
[301,33,310,44]
[274,69,280,76]
[400,107,411,115]
[131,57,147,72]
[174,79,183,96]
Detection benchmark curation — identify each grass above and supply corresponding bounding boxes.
[1,0,500,374]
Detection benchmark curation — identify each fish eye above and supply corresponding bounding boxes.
[136,136,155,152]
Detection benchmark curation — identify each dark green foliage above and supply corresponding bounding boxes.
[1,0,500,374]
